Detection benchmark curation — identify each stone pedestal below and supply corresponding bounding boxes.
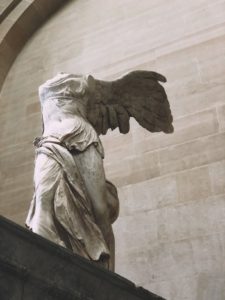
[0,216,165,300]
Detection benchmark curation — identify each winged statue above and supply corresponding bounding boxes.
[26,71,173,271]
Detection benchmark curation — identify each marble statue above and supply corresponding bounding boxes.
[26,71,173,271]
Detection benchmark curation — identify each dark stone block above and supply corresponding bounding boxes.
[0,267,23,300]
[0,215,166,300]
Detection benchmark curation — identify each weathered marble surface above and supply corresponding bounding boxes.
[26,71,173,271]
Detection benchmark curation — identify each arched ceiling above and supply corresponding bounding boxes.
[0,0,70,91]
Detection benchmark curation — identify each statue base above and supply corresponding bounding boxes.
[0,215,165,300]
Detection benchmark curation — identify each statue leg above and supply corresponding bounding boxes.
[72,145,115,271]
[30,153,66,247]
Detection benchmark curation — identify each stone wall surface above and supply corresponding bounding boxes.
[0,0,70,88]
[0,1,225,299]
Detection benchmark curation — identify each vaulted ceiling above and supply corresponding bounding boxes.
[0,0,70,91]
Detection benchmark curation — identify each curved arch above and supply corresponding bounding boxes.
[0,0,70,91]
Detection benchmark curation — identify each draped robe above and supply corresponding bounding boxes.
[26,73,119,269]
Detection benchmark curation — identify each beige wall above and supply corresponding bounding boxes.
[1,0,225,299]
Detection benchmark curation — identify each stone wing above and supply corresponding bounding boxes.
[86,70,174,135]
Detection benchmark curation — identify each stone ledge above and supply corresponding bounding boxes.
[0,215,165,300]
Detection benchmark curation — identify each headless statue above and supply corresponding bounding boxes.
[26,71,173,271]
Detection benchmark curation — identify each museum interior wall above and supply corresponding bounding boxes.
[0,0,225,299]
[0,0,68,89]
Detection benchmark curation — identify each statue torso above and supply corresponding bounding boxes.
[39,73,103,155]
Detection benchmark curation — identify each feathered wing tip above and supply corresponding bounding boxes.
[86,71,174,135]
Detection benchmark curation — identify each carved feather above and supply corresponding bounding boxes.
[86,71,173,135]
